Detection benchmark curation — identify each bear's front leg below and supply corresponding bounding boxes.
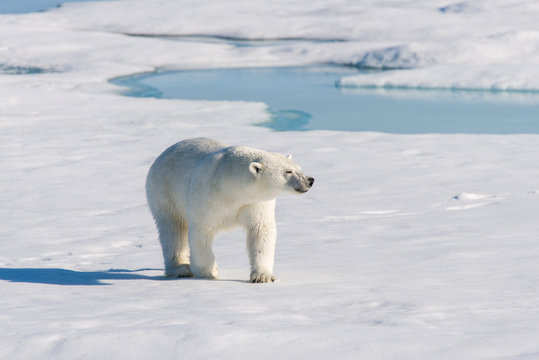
[239,201,277,283]
[188,227,219,279]
[247,221,277,283]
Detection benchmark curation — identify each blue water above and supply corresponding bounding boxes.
[112,66,539,134]
[0,0,106,14]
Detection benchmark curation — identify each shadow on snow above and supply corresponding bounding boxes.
[0,268,251,285]
[0,268,166,286]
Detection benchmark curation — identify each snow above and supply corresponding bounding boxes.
[2,0,539,359]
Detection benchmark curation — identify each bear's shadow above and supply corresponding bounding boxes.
[0,268,168,286]
[0,268,250,285]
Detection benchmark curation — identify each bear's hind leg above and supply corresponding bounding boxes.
[188,227,219,279]
[156,214,193,278]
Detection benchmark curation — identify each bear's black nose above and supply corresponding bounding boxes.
[307,177,314,187]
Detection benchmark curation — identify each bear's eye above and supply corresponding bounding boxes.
[285,170,293,174]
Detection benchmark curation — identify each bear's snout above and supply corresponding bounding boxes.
[292,175,314,193]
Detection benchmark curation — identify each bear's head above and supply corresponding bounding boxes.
[249,152,314,198]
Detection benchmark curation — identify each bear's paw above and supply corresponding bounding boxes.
[250,272,276,283]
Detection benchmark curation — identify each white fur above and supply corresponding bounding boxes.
[146,138,314,283]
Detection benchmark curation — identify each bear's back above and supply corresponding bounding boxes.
[153,138,225,171]
[170,137,225,159]
[146,138,227,212]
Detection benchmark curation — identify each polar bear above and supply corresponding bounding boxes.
[146,137,314,283]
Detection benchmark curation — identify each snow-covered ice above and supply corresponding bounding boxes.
[8,0,539,91]
[2,1,539,359]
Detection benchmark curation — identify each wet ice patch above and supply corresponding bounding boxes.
[438,2,478,14]
[452,192,498,201]
[447,192,499,211]
[0,64,60,74]
[341,45,434,70]
[124,34,347,48]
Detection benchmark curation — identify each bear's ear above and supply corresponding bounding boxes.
[286,154,293,160]
[249,162,262,176]
[249,161,262,176]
